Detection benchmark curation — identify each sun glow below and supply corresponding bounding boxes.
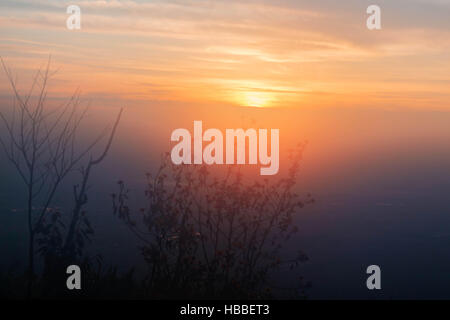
[240,91,273,108]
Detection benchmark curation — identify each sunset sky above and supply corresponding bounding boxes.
[3,1,450,300]
[1,0,449,110]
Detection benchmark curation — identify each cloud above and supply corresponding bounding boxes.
[1,0,449,109]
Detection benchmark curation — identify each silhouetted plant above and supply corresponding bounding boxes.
[35,109,122,297]
[0,57,122,297]
[113,146,313,299]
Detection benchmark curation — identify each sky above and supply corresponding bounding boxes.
[0,0,450,110]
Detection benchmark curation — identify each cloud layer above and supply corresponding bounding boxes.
[1,0,449,109]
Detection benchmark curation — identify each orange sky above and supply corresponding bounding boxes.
[0,0,450,110]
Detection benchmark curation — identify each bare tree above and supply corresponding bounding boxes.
[63,107,122,258]
[0,57,121,297]
[35,108,122,297]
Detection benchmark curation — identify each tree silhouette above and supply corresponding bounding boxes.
[113,146,313,299]
[0,57,122,297]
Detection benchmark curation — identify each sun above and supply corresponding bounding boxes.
[240,91,272,108]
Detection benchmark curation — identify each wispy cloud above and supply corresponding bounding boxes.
[0,0,449,109]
